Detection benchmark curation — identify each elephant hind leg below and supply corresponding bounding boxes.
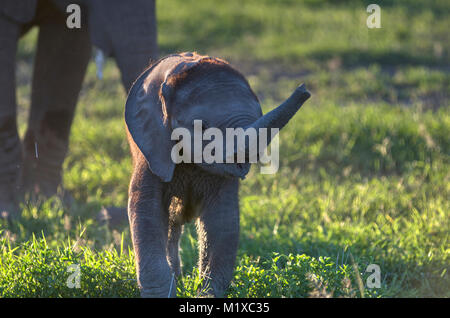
[166,195,186,280]
[167,221,183,278]
[0,115,22,218]
[21,3,91,199]
[0,17,21,217]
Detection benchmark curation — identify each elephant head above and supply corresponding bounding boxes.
[125,52,311,182]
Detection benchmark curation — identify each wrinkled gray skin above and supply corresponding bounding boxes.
[0,0,158,216]
[125,52,310,297]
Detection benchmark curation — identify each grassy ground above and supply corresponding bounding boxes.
[1,0,449,297]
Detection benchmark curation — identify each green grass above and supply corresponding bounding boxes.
[1,0,449,297]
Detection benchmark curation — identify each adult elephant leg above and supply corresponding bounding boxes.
[115,44,158,92]
[197,179,240,297]
[97,41,158,225]
[90,0,158,226]
[128,165,174,297]
[0,17,21,217]
[98,0,159,91]
[22,10,91,199]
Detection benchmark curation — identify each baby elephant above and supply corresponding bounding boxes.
[125,52,310,297]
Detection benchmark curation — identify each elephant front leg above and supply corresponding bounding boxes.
[128,172,175,298]
[196,179,240,297]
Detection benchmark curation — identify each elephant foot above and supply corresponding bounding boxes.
[0,182,20,220]
[20,174,56,201]
[0,116,22,219]
[20,158,62,201]
[21,182,57,202]
[0,200,19,221]
[20,181,75,209]
[140,288,176,298]
[19,154,74,208]
[97,206,129,229]
[139,276,177,298]
[0,175,21,221]
[20,127,69,202]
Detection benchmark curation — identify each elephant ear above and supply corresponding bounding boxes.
[125,61,175,182]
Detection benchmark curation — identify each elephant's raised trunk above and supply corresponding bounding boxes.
[251,83,310,133]
[234,84,311,161]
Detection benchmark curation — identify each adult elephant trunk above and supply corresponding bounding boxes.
[234,84,311,161]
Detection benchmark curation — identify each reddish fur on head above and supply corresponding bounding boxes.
[158,52,258,123]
